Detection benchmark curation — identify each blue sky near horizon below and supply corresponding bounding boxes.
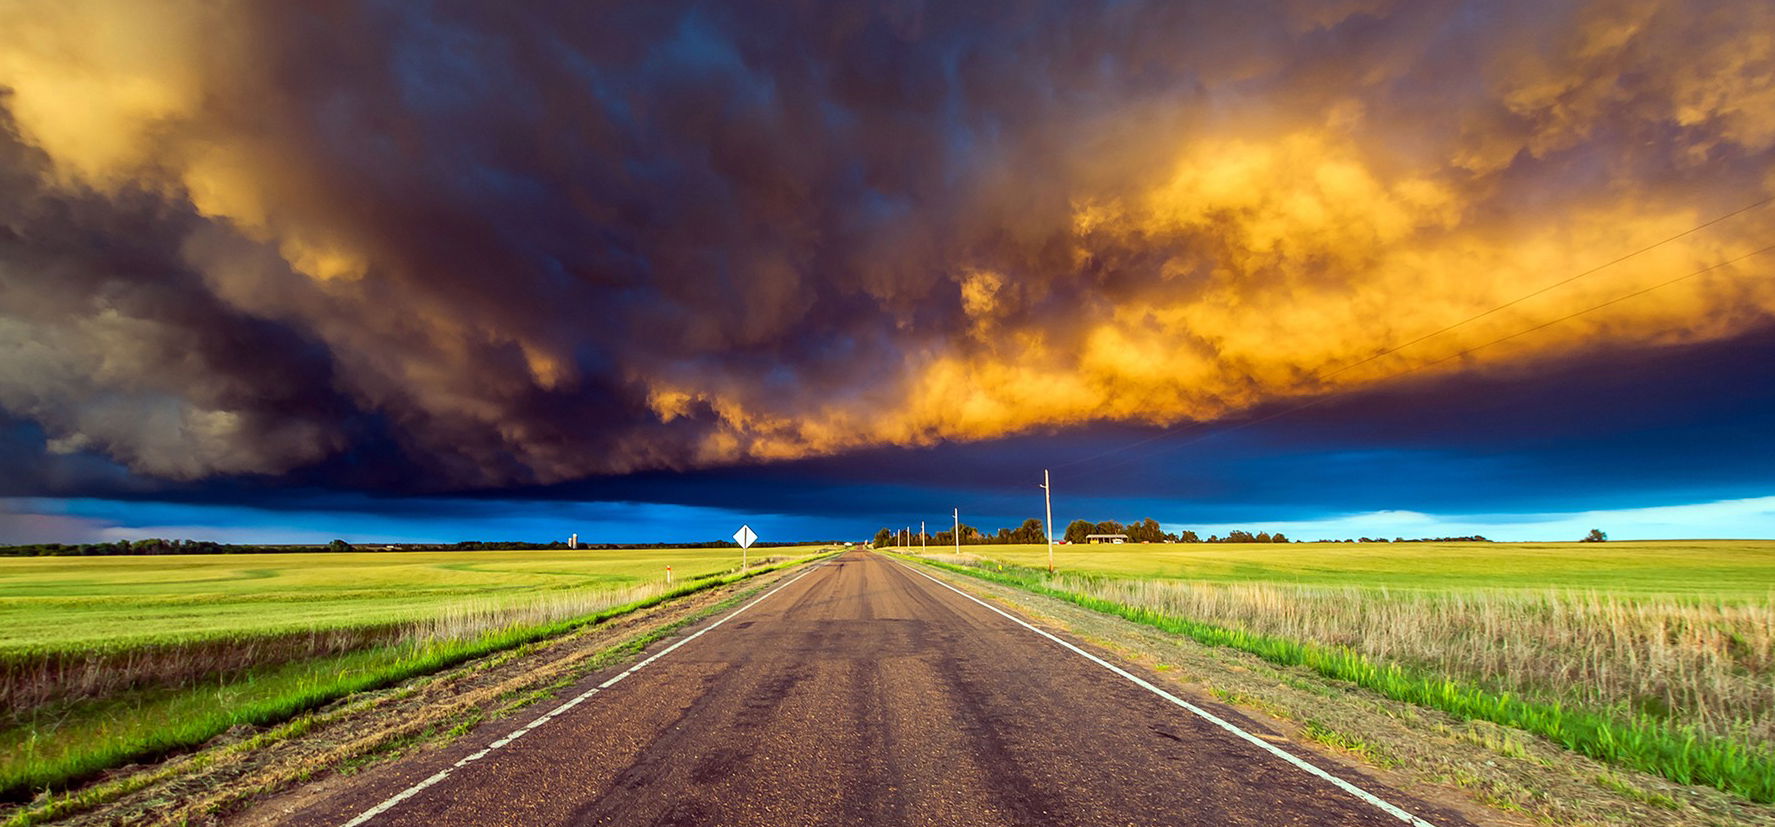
[4,494,1773,546]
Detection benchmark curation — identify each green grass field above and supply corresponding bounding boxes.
[0,546,824,654]
[951,539,1775,597]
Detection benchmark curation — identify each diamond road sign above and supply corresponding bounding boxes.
[732,524,757,549]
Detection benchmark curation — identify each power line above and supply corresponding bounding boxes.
[1412,243,1775,374]
[1052,194,1774,471]
[1318,195,1773,383]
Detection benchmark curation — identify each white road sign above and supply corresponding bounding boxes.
[733,524,757,549]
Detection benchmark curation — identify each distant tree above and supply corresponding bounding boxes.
[130,538,168,555]
[1128,518,1165,543]
[1271,532,1288,543]
[872,528,893,548]
[1064,519,1094,544]
[327,539,353,553]
[1582,528,1608,543]
[1177,530,1201,543]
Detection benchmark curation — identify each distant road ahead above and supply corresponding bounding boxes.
[286,551,1462,826]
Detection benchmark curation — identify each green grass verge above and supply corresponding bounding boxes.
[894,553,1775,804]
[1,552,836,802]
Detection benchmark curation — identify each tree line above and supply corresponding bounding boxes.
[0,539,260,557]
[1306,535,1491,543]
[870,518,1294,548]
[0,538,840,557]
[866,518,1542,548]
[872,518,1050,549]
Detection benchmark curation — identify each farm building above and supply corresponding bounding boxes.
[1085,533,1129,544]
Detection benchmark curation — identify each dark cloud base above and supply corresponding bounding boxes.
[9,321,1768,533]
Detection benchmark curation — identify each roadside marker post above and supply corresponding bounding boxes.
[666,565,672,583]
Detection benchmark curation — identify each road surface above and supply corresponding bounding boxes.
[281,551,1464,826]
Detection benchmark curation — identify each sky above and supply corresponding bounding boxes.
[0,0,1771,544]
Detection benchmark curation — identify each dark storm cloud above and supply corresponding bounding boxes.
[0,0,1772,498]
[37,317,1761,540]
[0,115,357,479]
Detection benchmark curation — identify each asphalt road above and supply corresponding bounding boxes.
[282,551,1466,826]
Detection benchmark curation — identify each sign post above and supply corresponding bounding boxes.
[733,524,757,570]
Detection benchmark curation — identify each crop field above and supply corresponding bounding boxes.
[0,546,832,799]
[950,539,1775,597]
[912,540,1775,801]
[0,546,823,652]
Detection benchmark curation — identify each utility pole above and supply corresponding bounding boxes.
[953,508,960,556]
[1041,468,1055,575]
[921,520,926,553]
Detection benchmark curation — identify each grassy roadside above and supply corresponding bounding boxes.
[889,551,1775,805]
[1,546,834,712]
[1,551,840,803]
[2,560,828,827]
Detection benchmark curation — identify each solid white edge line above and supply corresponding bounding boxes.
[338,558,833,827]
[893,558,1438,827]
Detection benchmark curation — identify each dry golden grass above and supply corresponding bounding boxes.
[1053,575,1775,745]
[4,580,675,713]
